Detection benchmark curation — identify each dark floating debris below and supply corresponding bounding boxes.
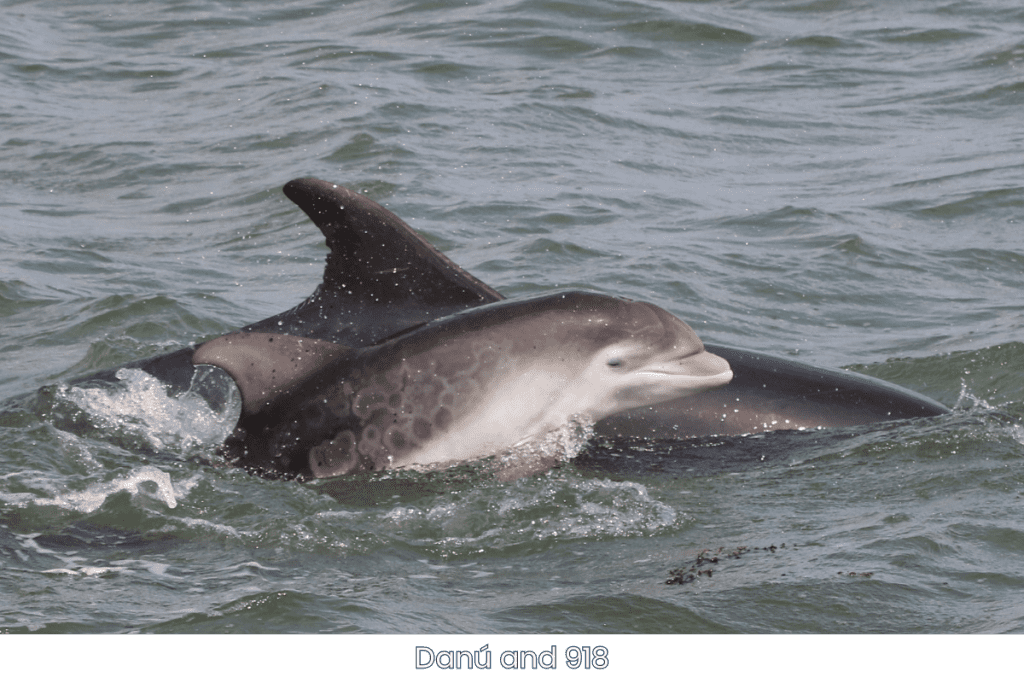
[666,544,876,585]
[665,544,787,586]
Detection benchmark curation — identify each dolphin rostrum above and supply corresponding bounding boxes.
[192,291,733,478]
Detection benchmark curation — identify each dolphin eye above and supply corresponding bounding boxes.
[607,358,623,368]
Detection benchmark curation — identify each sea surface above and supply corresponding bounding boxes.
[1,0,1023,634]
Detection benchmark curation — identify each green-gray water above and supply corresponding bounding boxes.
[1,0,1023,633]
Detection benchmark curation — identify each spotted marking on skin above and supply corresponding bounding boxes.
[305,338,514,477]
[309,430,359,477]
[413,417,432,440]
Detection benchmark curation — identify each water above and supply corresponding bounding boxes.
[1,0,1023,634]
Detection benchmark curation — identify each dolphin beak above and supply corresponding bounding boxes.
[642,349,733,389]
[687,349,733,386]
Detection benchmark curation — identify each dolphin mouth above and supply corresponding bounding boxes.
[639,349,734,387]
[639,368,734,386]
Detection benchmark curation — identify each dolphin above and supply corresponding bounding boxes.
[191,291,732,478]
[62,178,948,476]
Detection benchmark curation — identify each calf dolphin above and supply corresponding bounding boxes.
[61,177,948,478]
[192,292,732,478]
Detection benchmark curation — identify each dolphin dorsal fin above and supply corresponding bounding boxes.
[239,178,505,347]
[192,332,351,415]
[284,178,501,304]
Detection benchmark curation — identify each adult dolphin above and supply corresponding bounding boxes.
[78,178,505,394]
[68,178,948,455]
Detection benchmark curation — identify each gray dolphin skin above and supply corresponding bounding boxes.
[597,343,949,440]
[192,292,732,478]
[68,177,949,478]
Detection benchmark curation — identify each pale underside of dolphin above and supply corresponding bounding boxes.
[71,178,948,476]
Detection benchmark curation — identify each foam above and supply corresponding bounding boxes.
[37,465,187,513]
[59,367,240,453]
